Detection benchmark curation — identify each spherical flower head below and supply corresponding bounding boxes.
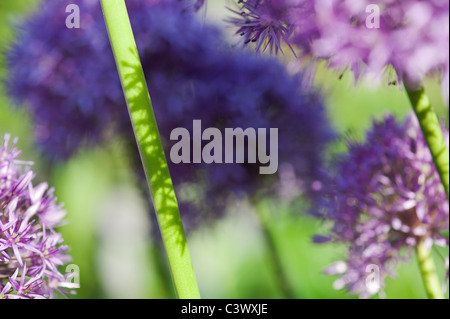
[230,0,449,94]
[313,113,449,298]
[6,0,196,160]
[6,0,123,160]
[7,0,335,227]
[0,134,74,299]
[128,0,335,226]
[155,51,334,226]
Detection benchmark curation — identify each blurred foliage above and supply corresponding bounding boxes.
[0,0,448,299]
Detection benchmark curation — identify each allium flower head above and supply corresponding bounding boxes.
[7,0,335,226]
[230,0,449,91]
[6,0,198,160]
[228,0,301,55]
[312,0,449,87]
[313,113,449,298]
[0,134,74,299]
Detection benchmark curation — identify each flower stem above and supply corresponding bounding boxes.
[253,199,296,299]
[151,241,177,299]
[416,240,444,299]
[100,0,200,299]
[405,85,449,199]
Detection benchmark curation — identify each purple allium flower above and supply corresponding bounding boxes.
[6,0,196,160]
[313,113,449,298]
[0,134,75,299]
[6,0,335,226]
[227,0,300,55]
[312,0,449,87]
[230,0,449,90]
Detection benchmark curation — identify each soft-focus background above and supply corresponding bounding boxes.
[0,0,448,299]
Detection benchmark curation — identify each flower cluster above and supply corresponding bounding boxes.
[313,113,449,298]
[7,0,335,226]
[229,0,449,92]
[6,0,197,160]
[0,134,74,299]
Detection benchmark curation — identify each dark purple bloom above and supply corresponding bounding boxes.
[0,134,75,299]
[6,0,335,226]
[313,113,449,298]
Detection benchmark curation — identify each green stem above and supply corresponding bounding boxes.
[253,199,296,299]
[151,241,177,299]
[405,85,449,199]
[416,240,444,299]
[100,0,200,299]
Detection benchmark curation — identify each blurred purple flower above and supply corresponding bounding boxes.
[229,0,449,91]
[313,113,449,298]
[193,0,206,11]
[6,0,197,160]
[6,0,335,226]
[0,134,75,299]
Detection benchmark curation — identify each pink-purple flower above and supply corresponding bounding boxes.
[229,0,449,92]
[0,134,75,299]
[313,113,449,298]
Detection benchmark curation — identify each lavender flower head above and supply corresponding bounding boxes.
[229,0,449,93]
[0,134,75,299]
[6,0,335,226]
[313,113,449,298]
